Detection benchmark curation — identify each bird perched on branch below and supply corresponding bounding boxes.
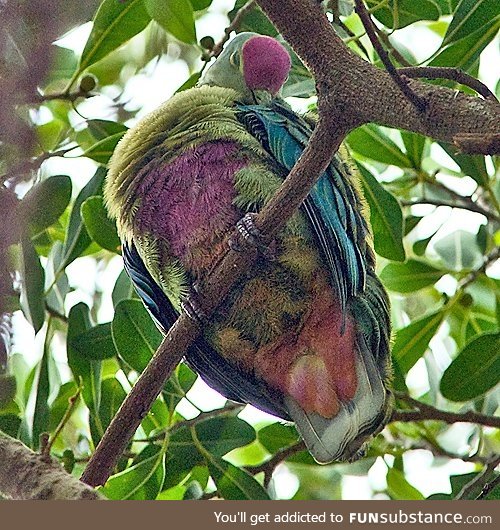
[105,32,392,464]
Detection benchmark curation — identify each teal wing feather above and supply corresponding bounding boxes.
[236,100,369,314]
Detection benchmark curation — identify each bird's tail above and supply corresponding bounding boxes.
[285,335,391,463]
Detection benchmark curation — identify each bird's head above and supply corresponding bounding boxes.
[200,32,292,103]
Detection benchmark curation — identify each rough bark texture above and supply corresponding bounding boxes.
[0,431,102,500]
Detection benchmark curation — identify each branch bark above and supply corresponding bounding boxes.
[81,0,500,488]
[0,430,102,500]
[257,0,500,149]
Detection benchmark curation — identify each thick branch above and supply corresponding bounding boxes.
[0,430,102,500]
[256,0,500,151]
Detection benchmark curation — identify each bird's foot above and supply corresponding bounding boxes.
[180,284,207,325]
[228,213,275,260]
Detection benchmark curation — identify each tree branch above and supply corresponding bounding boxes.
[392,392,500,429]
[455,456,500,500]
[400,198,500,223]
[256,0,500,151]
[0,430,102,500]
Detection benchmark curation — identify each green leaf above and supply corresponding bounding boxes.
[440,332,500,401]
[71,323,117,361]
[0,414,21,437]
[67,303,102,414]
[401,132,427,170]
[101,444,165,500]
[79,0,151,75]
[228,0,277,36]
[439,142,489,186]
[443,0,500,45]
[162,362,197,412]
[19,176,72,238]
[80,131,125,164]
[145,0,196,44]
[0,375,16,409]
[366,0,440,29]
[357,164,405,261]
[62,167,107,269]
[347,125,413,168]
[32,327,52,449]
[48,381,78,431]
[44,45,78,84]
[112,269,137,307]
[112,299,162,372]
[387,468,425,500]
[90,377,125,445]
[207,456,269,500]
[81,196,121,253]
[429,18,500,71]
[258,423,299,454]
[381,259,445,293]
[190,0,212,10]
[20,237,46,334]
[434,230,482,271]
[87,119,128,141]
[392,309,446,373]
[176,71,202,93]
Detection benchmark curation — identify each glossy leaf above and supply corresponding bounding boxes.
[258,423,299,454]
[62,167,107,269]
[32,327,52,449]
[19,175,71,238]
[20,237,46,334]
[441,332,500,401]
[228,0,277,36]
[207,456,269,500]
[90,377,126,445]
[145,0,196,44]
[87,119,128,140]
[357,164,405,261]
[101,444,165,500]
[347,125,413,168]
[48,381,79,431]
[380,259,445,293]
[81,196,121,253]
[112,269,137,307]
[71,323,117,361]
[190,0,212,10]
[443,0,500,45]
[401,132,427,170]
[392,309,446,373]
[80,131,125,164]
[434,230,482,271]
[67,303,102,414]
[366,0,440,29]
[439,142,489,186]
[79,0,151,74]
[429,19,500,71]
[112,299,162,372]
[387,468,425,500]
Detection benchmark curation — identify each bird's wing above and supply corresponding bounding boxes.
[236,101,369,315]
[122,241,290,420]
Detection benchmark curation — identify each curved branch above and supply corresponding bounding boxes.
[0,430,102,500]
[256,0,500,152]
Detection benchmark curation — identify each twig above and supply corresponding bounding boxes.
[354,0,427,111]
[376,30,413,67]
[400,198,500,223]
[399,67,497,102]
[409,440,489,465]
[247,441,306,487]
[41,387,81,461]
[459,246,500,290]
[477,473,500,500]
[455,456,500,500]
[45,303,68,323]
[392,392,500,429]
[207,0,256,60]
[30,88,95,104]
[136,402,244,442]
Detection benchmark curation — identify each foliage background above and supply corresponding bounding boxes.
[0,0,499,500]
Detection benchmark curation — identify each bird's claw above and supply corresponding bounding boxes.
[180,284,207,324]
[229,213,276,260]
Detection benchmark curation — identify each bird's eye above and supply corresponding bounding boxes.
[229,51,240,67]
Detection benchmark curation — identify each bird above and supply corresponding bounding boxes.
[104,32,393,464]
